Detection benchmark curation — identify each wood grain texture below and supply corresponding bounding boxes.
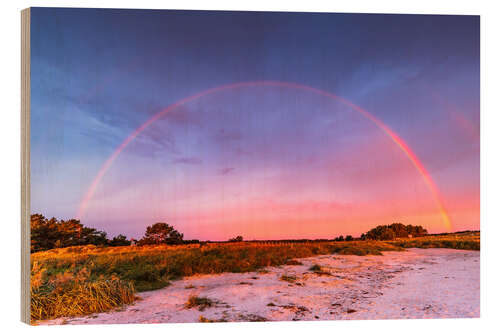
[21,7,31,325]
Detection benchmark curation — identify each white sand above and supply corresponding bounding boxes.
[42,248,479,325]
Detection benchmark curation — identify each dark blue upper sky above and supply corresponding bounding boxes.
[30,8,479,239]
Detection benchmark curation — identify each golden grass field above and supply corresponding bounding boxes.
[30,232,479,322]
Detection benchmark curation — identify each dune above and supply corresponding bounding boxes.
[41,248,479,324]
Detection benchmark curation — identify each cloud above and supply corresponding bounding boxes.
[218,167,235,175]
[213,129,242,142]
[172,157,203,165]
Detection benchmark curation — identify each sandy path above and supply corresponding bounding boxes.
[42,248,479,325]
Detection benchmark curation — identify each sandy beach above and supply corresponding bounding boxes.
[41,248,479,325]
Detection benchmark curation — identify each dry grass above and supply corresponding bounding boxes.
[388,232,480,251]
[31,279,135,321]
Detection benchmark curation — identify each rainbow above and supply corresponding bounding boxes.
[76,81,452,230]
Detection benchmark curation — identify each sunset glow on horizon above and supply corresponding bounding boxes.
[30,9,479,240]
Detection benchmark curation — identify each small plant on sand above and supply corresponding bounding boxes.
[308,264,331,276]
[238,313,268,322]
[285,259,303,265]
[185,284,196,289]
[280,274,297,283]
[309,264,322,272]
[185,295,214,311]
[199,315,227,322]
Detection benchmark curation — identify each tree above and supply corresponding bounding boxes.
[31,214,59,252]
[406,224,428,237]
[109,234,131,246]
[363,223,427,241]
[229,236,243,242]
[139,222,184,245]
[345,235,353,241]
[30,214,109,252]
[388,223,409,238]
[365,225,395,240]
[379,228,396,240]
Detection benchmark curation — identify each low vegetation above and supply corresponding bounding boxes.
[199,315,227,323]
[309,264,322,272]
[308,264,331,276]
[30,240,401,321]
[388,231,480,250]
[185,295,214,311]
[30,263,135,321]
[280,274,298,283]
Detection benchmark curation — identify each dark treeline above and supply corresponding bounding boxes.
[360,223,428,240]
[30,214,188,252]
[31,214,430,252]
[31,214,129,252]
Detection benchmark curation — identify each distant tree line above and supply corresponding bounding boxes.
[333,235,354,242]
[30,214,130,252]
[30,214,185,252]
[228,235,243,242]
[31,214,430,252]
[360,223,428,241]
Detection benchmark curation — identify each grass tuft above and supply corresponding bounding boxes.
[199,315,227,323]
[280,274,297,283]
[309,264,322,272]
[185,295,214,311]
[30,279,135,321]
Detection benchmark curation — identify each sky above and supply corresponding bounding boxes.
[30,8,480,240]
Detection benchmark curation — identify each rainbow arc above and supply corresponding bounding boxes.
[77,81,452,231]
